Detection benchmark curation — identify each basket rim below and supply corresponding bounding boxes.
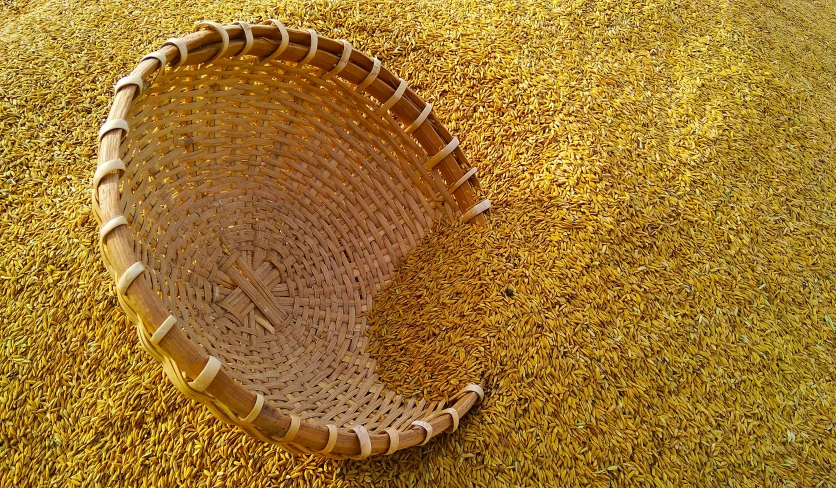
[93,20,488,459]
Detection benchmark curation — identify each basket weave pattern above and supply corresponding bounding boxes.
[93,20,488,459]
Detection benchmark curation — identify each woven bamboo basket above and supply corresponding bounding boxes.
[92,20,490,459]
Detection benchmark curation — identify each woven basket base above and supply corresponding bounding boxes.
[123,59,453,432]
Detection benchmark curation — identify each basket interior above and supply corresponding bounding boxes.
[120,59,457,429]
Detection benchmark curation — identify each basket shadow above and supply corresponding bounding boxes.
[350,197,599,464]
[363,196,595,399]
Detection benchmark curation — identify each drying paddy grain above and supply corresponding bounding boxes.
[1,0,834,485]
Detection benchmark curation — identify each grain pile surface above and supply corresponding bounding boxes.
[1,0,835,486]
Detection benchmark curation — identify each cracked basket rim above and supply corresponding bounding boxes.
[93,20,488,459]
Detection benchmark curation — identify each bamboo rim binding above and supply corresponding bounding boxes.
[93,20,488,459]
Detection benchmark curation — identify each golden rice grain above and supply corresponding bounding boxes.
[1,0,835,485]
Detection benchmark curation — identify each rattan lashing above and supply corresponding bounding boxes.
[92,20,489,459]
